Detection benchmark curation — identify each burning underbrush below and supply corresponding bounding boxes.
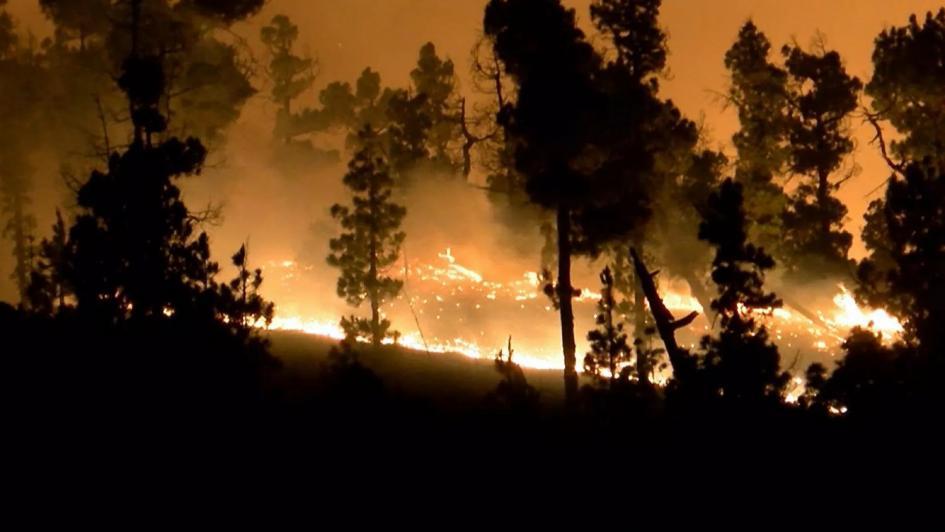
[261,246,904,382]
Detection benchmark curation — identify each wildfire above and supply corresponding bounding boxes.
[263,249,905,379]
[821,285,904,339]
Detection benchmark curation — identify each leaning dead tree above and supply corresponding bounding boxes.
[630,248,699,381]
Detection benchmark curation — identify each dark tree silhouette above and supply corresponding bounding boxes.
[867,9,945,169]
[724,21,790,254]
[487,0,687,398]
[188,0,264,23]
[859,9,945,317]
[219,244,275,342]
[780,42,861,279]
[27,210,71,313]
[590,0,665,85]
[283,41,464,182]
[39,0,111,51]
[488,336,540,414]
[808,328,905,419]
[66,0,260,145]
[484,0,604,402]
[584,267,632,387]
[858,162,945,355]
[410,42,461,172]
[328,127,407,347]
[260,14,316,144]
[588,0,701,385]
[696,178,788,405]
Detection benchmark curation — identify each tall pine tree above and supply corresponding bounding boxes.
[696,178,788,405]
[328,127,407,347]
[724,21,790,256]
[780,42,862,279]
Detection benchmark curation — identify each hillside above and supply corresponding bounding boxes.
[266,330,568,409]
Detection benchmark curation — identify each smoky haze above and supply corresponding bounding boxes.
[0,0,937,367]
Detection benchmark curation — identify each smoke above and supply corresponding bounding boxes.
[0,0,924,370]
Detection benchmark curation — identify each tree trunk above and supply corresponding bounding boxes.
[369,179,381,348]
[630,248,698,383]
[632,238,650,386]
[817,167,832,236]
[556,204,578,404]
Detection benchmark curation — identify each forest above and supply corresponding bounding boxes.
[1,0,944,470]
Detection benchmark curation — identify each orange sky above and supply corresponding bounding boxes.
[6,0,944,256]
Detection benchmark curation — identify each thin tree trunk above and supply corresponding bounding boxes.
[557,204,578,404]
[633,238,650,386]
[817,167,832,236]
[369,181,381,348]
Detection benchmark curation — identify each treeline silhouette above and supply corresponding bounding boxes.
[0,0,944,463]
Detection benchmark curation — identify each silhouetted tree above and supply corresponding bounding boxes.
[39,0,110,51]
[780,42,861,279]
[218,243,275,341]
[588,0,701,385]
[809,328,905,419]
[590,0,665,86]
[328,128,407,346]
[260,14,316,144]
[43,0,261,146]
[485,0,604,401]
[724,21,790,254]
[857,162,945,355]
[487,0,684,399]
[584,267,632,387]
[63,1,254,326]
[866,9,945,169]
[410,42,461,171]
[287,42,464,182]
[27,209,71,313]
[488,336,540,413]
[187,0,264,23]
[697,178,788,405]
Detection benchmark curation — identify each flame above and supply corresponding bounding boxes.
[263,251,904,384]
[822,284,904,339]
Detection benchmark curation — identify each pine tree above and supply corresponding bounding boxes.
[860,9,945,317]
[590,0,665,85]
[485,0,603,402]
[410,42,461,171]
[723,21,790,255]
[584,266,632,387]
[328,127,407,347]
[858,162,945,355]
[64,1,225,322]
[218,243,275,342]
[27,209,71,313]
[780,42,861,279]
[260,14,316,144]
[486,0,680,400]
[697,178,787,405]
[866,9,945,169]
[39,0,110,51]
